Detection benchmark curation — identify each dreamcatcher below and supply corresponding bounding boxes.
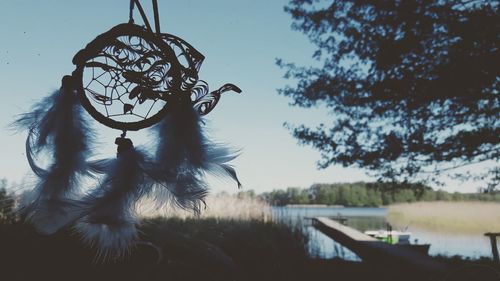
[14,0,241,259]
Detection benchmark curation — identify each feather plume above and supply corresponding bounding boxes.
[151,96,241,213]
[75,139,153,260]
[151,99,208,213]
[203,144,242,188]
[13,76,93,234]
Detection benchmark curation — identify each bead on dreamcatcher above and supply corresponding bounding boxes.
[13,0,241,260]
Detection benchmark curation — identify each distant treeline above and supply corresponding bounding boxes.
[257,182,500,207]
[3,177,500,210]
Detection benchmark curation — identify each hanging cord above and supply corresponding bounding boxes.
[130,0,153,32]
[128,0,160,33]
[129,0,135,23]
[152,0,160,34]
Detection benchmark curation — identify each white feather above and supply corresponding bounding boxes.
[75,216,137,261]
[74,144,152,259]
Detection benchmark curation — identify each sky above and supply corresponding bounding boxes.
[0,0,482,194]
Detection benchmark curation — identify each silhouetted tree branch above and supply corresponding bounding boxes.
[279,0,499,187]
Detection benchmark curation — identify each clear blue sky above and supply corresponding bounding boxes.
[0,0,479,193]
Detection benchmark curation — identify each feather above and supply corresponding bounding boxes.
[203,144,242,188]
[74,140,153,260]
[25,129,47,178]
[150,96,241,213]
[13,76,93,234]
[151,99,208,213]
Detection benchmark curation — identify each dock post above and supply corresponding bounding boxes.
[484,233,500,263]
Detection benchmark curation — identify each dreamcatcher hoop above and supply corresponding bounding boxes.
[74,23,191,131]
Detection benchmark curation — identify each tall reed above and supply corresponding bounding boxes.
[137,193,272,221]
[388,201,500,233]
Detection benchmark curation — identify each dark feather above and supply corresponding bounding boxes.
[150,99,241,213]
[12,79,93,234]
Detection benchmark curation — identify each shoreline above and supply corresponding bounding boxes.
[284,204,344,208]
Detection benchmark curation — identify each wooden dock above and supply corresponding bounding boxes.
[312,217,448,278]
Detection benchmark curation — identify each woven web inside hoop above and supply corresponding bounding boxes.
[82,35,173,124]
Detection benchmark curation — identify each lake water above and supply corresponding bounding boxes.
[272,206,493,260]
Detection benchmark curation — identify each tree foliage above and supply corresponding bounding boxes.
[278,0,499,187]
[260,182,500,207]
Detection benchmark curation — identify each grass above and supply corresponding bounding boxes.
[140,217,310,280]
[2,196,500,280]
[387,201,500,233]
[2,218,499,281]
[0,217,311,281]
[137,193,272,221]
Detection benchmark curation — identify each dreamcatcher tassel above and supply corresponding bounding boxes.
[152,95,241,214]
[13,76,92,234]
[75,137,152,259]
[152,99,208,213]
